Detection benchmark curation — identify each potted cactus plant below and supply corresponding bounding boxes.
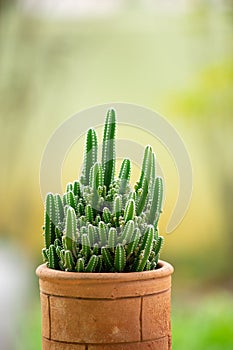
[36,108,174,350]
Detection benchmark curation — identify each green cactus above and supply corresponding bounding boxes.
[85,204,94,223]
[87,224,95,246]
[62,207,78,258]
[75,258,85,272]
[134,226,154,272]
[81,234,91,260]
[42,248,48,262]
[73,180,81,197]
[126,227,141,258]
[54,193,64,224]
[44,193,56,249]
[82,128,98,186]
[113,195,122,226]
[47,244,59,269]
[124,198,135,222]
[42,108,165,273]
[65,191,77,212]
[119,158,131,194]
[114,244,126,272]
[121,220,134,245]
[66,182,73,192]
[64,250,75,271]
[136,146,153,216]
[148,176,163,227]
[85,255,98,272]
[108,227,117,250]
[103,207,111,224]
[99,221,107,246]
[102,246,114,271]
[102,108,116,190]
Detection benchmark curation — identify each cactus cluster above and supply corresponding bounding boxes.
[42,108,164,272]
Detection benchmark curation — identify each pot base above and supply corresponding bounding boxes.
[43,336,170,349]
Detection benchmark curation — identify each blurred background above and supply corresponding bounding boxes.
[0,0,233,349]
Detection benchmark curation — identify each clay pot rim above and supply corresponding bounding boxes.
[36,260,173,283]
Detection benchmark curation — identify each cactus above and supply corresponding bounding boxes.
[85,255,98,272]
[81,128,98,186]
[119,158,131,194]
[41,108,165,272]
[102,108,116,190]
[114,244,126,272]
[62,207,78,258]
[124,198,135,223]
[44,193,56,249]
[113,195,122,226]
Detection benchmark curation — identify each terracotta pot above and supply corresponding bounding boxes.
[36,260,174,350]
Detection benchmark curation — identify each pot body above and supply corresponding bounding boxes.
[36,260,174,350]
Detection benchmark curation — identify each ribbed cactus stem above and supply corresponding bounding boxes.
[99,221,107,246]
[103,207,111,224]
[44,193,56,249]
[75,258,85,272]
[62,207,78,258]
[42,248,48,262]
[56,245,62,259]
[77,202,84,216]
[114,244,126,272]
[85,255,98,272]
[121,220,134,245]
[145,260,151,271]
[81,234,91,259]
[85,204,94,223]
[135,145,153,216]
[73,180,81,197]
[47,244,59,269]
[54,193,64,224]
[102,108,116,190]
[101,246,114,271]
[148,177,163,225]
[119,158,131,194]
[82,128,98,186]
[136,145,153,190]
[93,243,99,255]
[54,238,61,248]
[64,250,74,271]
[89,162,103,189]
[145,152,156,209]
[153,236,164,263]
[126,228,141,258]
[65,191,77,212]
[66,182,73,192]
[135,226,154,272]
[108,227,117,249]
[113,195,122,226]
[87,224,95,246]
[124,198,135,222]
[96,255,103,272]
[59,249,65,267]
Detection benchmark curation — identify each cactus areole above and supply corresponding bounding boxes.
[37,108,174,349]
